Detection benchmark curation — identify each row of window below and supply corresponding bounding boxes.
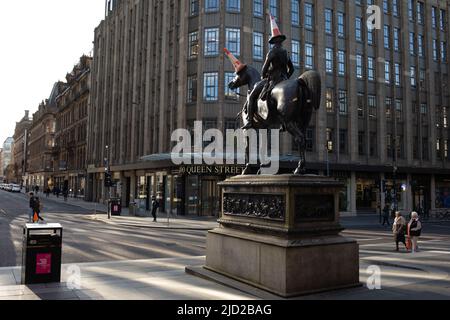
[191,0,447,34]
[187,73,240,103]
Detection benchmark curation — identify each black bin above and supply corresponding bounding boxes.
[110,198,122,216]
[21,224,63,285]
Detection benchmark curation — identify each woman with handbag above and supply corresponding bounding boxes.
[407,212,422,253]
[392,212,407,251]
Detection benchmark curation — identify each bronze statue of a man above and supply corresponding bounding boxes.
[242,14,294,130]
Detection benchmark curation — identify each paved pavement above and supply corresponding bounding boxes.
[1,190,450,300]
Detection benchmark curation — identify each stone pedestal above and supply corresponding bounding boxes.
[204,175,360,298]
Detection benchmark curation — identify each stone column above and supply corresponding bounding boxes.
[406,174,413,213]
[431,174,436,213]
[349,172,357,216]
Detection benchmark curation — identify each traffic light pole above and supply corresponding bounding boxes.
[105,145,111,220]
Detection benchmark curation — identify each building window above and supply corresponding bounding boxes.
[410,66,416,87]
[368,57,375,81]
[305,128,314,152]
[326,88,334,113]
[417,2,424,24]
[393,28,400,51]
[338,90,348,115]
[356,54,363,79]
[409,32,415,55]
[226,0,240,12]
[225,28,241,56]
[204,28,219,56]
[269,0,278,18]
[441,42,447,62]
[187,75,197,103]
[440,9,446,31]
[253,0,263,17]
[355,17,362,42]
[291,40,300,67]
[357,93,365,118]
[368,95,377,118]
[291,0,300,26]
[337,50,345,76]
[188,31,199,59]
[337,12,345,38]
[396,100,403,120]
[325,48,333,74]
[432,7,437,28]
[386,97,392,119]
[367,28,373,45]
[305,43,314,69]
[190,0,199,16]
[253,32,264,60]
[225,72,239,100]
[408,0,414,21]
[203,73,218,101]
[433,39,438,61]
[383,25,390,49]
[394,63,401,86]
[205,0,219,12]
[418,35,424,58]
[358,132,365,156]
[383,0,389,14]
[304,3,314,29]
[392,0,399,16]
[325,9,333,34]
[420,103,428,115]
[370,132,377,157]
[339,129,347,154]
[384,61,391,84]
[326,128,334,153]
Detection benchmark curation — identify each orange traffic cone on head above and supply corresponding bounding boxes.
[224,48,247,73]
[268,14,286,44]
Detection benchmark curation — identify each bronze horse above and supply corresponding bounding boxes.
[228,66,321,175]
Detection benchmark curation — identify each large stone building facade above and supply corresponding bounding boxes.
[12,111,32,185]
[87,0,450,217]
[27,83,64,191]
[0,137,14,182]
[53,56,92,198]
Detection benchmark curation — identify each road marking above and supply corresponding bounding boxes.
[0,209,6,215]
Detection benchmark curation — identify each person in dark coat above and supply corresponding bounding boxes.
[151,197,160,222]
[392,212,407,251]
[382,204,391,226]
[31,195,44,223]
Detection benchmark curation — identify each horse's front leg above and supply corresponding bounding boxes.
[241,132,252,175]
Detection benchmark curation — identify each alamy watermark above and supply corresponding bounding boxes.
[171,121,280,175]
[66,264,82,290]
[366,265,382,290]
[367,5,382,31]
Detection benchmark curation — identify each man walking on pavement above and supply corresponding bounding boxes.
[151,197,160,222]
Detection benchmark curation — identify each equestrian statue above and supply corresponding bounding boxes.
[224,14,322,175]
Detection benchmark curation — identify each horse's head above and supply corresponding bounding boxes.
[227,66,249,91]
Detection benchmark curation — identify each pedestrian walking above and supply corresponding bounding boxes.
[31,195,44,223]
[382,204,391,226]
[407,212,422,253]
[392,212,407,251]
[28,192,35,223]
[45,187,51,198]
[151,197,160,222]
[34,185,39,194]
[63,188,68,202]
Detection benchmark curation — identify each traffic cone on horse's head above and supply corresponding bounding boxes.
[224,48,246,73]
[269,14,286,44]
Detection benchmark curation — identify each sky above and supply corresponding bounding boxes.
[0,0,105,145]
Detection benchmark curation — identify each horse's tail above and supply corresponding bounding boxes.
[298,70,322,110]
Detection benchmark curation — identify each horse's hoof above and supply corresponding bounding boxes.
[294,168,306,175]
[241,167,251,175]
